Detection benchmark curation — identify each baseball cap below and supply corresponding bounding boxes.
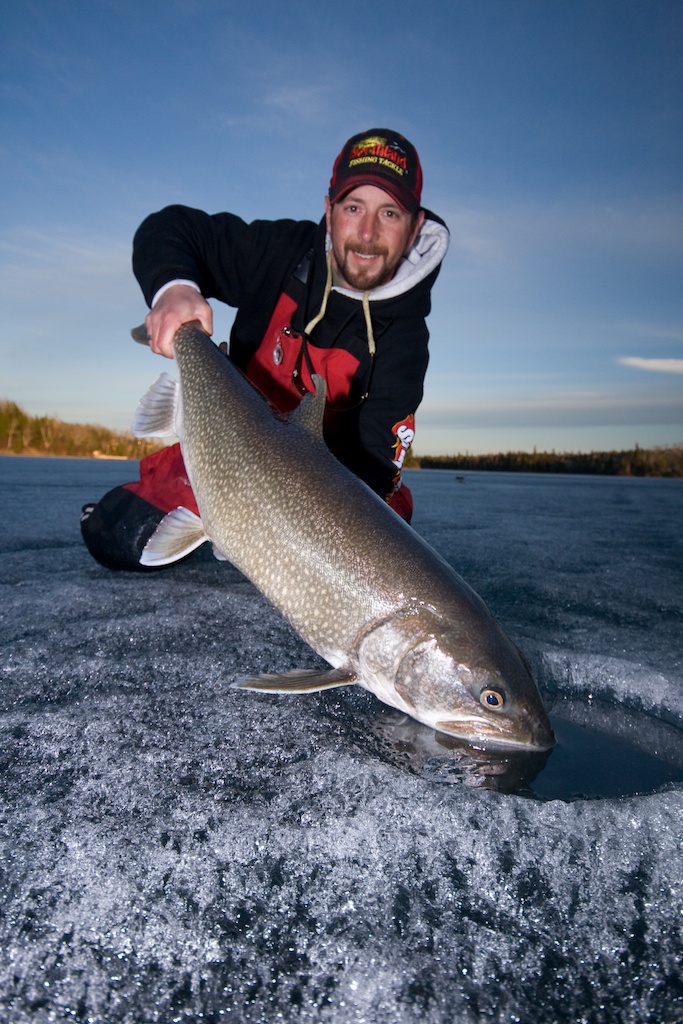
[328,129,423,214]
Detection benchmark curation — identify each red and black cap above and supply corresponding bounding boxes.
[328,129,423,214]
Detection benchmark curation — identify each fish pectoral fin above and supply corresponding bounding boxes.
[132,372,180,437]
[140,506,208,566]
[233,667,359,694]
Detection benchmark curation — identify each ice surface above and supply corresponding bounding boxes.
[1,458,682,1023]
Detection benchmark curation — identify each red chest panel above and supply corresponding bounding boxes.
[246,293,360,414]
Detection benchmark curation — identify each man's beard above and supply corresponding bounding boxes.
[332,241,401,291]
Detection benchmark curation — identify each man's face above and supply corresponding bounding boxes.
[325,184,425,291]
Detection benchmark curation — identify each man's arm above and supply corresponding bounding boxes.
[133,204,317,359]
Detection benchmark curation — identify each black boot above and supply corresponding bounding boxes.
[80,486,167,572]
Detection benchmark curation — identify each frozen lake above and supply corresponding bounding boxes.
[1,457,682,1022]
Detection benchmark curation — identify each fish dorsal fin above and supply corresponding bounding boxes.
[288,374,326,439]
[140,506,208,566]
[132,373,180,438]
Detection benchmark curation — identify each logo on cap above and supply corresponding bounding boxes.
[347,134,409,178]
[329,128,423,213]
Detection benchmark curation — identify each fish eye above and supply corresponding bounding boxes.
[480,688,505,710]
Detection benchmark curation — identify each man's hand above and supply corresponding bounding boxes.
[145,284,214,358]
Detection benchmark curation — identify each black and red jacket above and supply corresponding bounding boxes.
[132,205,449,509]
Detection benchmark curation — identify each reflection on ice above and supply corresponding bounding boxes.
[342,688,683,802]
[343,703,552,793]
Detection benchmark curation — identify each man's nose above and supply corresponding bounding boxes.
[358,212,379,243]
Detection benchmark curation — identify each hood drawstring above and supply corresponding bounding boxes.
[304,250,376,358]
[361,290,375,357]
[304,251,332,337]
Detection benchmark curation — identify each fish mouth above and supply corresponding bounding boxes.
[435,719,555,753]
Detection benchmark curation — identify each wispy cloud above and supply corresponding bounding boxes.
[419,391,682,428]
[620,322,683,343]
[619,357,683,375]
[440,196,683,269]
[261,84,338,122]
[0,226,131,308]
[0,223,144,411]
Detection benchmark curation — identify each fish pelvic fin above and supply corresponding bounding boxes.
[132,372,180,438]
[288,374,326,439]
[140,506,208,566]
[233,666,358,694]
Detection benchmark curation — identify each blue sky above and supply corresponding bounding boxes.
[1,0,681,455]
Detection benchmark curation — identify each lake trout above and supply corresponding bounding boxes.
[132,323,554,751]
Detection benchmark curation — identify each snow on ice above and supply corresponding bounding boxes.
[1,457,681,1023]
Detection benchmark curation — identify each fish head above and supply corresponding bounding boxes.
[383,610,555,752]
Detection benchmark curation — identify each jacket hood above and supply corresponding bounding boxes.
[305,211,448,356]
[324,212,449,303]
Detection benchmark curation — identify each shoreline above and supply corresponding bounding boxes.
[0,451,138,461]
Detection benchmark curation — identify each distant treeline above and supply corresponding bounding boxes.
[0,400,164,460]
[417,446,683,478]
[3,398,682,477]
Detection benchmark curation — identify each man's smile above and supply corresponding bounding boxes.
[347,247,388,259]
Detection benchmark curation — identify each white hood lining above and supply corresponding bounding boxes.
[325,218,450,303]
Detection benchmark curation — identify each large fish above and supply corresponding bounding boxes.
[132,323,554,752]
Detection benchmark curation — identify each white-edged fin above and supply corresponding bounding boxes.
[132,372,180,438]
[140,506,208,566]
[288,374,326,439]
[233,667,358,694]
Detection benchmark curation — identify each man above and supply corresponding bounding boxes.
[81,129,449,571]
